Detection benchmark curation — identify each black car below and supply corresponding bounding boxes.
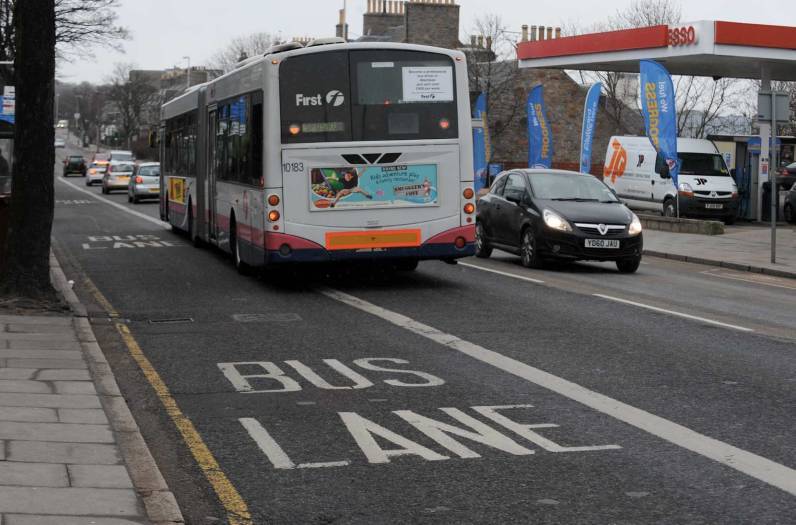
[62,155,86,177]
[784,182,796,224]
[476,169,644,273]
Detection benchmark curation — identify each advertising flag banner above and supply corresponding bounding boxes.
[580,82,602,174]
[527,85,553,169]
[640,60,679,188]
[472,92,489,192]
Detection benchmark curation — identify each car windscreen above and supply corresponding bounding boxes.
[113,164,134,173]
[112,153,134,161]
[678,153,730,176]
[280,49,458,143]
[529,172,619,202]
[138,166,160,177]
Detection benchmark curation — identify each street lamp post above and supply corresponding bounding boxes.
[183,56,190,89]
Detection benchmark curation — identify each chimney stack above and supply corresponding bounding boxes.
[555,27,562,39]
[521,24,529,43]
[485,35,492,50]
[538,25,545,40]
[546,27,553,40]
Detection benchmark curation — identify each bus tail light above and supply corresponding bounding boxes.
[268,210,280,222]
[268,194,280,206]
[289,124,301,136]
[439,118,450,130]
[463,203,475,215]
[462,188,474,200]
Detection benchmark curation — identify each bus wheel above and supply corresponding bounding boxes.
[230,222,251,275]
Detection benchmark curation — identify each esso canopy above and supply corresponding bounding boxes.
[517,21,796,81]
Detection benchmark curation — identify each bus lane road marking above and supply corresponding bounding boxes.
[56,176,169,230]
[458,261,545,284]
[318,287,796,497]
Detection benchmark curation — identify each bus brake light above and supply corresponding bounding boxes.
[439,118,450,130]
[463,203,475,214]
[462,188,474,200]
[289,124,301,135]
[268,210,280,222]
[268,194,280,206]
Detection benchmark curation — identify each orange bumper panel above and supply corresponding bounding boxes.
[325,229,422,251]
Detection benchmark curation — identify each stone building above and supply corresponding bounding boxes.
[353,0,641,175]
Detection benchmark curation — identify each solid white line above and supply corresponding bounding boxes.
[592,294,754,333]
[458,262,545,284]
[319,287,796,497]
[56,177,170,230]
[701,270,796,291]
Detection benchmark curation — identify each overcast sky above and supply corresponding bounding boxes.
[58,0,796,84]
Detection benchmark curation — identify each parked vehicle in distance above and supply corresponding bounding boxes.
[54,138,65,148]
[85,162,108,186]
[56,120,68,129]
[784,182,796,224]
[62,155,86,177]
[102,161,135,194]
[476,169,644,273]
[108,150,134,163]
[779,161,796,191]
[92,152,111,163]
[128,162,160,203]
[602,136,739,224]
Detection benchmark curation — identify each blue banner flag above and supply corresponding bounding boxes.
[579,83,602,174]
[472,92,489,192]
[527,85,553,169]
[640,60,679,188]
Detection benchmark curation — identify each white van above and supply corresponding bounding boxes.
[602,136,739,224]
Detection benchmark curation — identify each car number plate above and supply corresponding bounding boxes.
[585,239,620,249]
[705,203,723,209]
[148,188,159,193]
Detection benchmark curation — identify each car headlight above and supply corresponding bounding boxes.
[678,182,694,194]
[543,209,572,232]
[628,213,642,236]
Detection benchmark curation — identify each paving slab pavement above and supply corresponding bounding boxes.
[643,223,796,279]
[0,255,183,524]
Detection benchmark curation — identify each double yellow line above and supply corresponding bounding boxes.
[85,278,252,524]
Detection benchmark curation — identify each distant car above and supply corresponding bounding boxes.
[93,152,111,163]
[784,182,796,224]
[85,162,108,186]
[102,161,135,194]
[62,155,86,177]
[476,169,644,273]
[128,162,160,203]
[54,138,65,148]
[778,162,796,191]
[108,150,134,163]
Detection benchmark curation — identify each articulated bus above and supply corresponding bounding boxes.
[159,39,475,272]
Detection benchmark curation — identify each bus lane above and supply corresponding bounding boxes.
[52,173,796,523]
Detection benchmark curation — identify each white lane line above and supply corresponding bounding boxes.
[701,269,796,291]
[458,262,545,284]
[56,177,169,230]
[592,294,754,333]
[319,287,796,497]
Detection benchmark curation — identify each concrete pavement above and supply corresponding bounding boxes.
[644,223,796,279]
[0,258,182,523]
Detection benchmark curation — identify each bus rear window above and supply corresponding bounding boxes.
[280,50,458,144]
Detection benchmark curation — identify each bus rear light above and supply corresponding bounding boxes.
[268,210,281,222]
[466,217,473,224]
[463,203,475,214]
[462,187,474,200]
[439,118,450,130]
[268,194,280,206]
[289,124,301,135]
[455,236,466,249]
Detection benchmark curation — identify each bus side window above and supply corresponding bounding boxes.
[251,93,263,186]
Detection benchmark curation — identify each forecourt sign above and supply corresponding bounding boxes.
[516,20,796,226]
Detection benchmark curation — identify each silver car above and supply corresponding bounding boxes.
[128,162,160,203]
[102,161,135,194]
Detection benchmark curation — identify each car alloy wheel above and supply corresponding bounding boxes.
[520,229,542,268]
[475,222,492,258]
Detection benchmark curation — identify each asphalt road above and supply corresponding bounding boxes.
[52,143,796,524]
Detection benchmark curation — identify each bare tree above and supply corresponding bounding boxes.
[462,14,523,150]
[107,63,156,149]
[0,0,58,300]
[210,32,279,73]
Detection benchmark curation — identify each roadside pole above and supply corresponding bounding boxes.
[759,90,790,264]
[770,91,777,263]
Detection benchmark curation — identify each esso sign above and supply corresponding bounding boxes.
[668,26,697,46]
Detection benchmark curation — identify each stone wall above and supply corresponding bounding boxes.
[404,3,461,48]
[486,65,643,176]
